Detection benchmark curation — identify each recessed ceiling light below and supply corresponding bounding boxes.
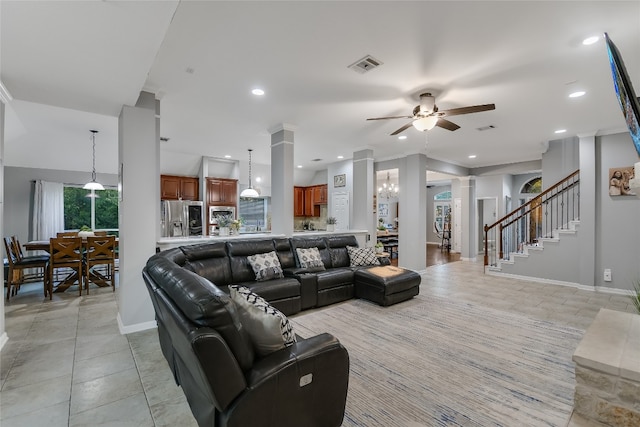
[555,129,567,134]
[337,155,344,159]
[255,177,262,183]
[569,91,586,98]
[297,165,302,168]
[252,88,265,96]
[468,155,477,159]
[224,155,231,158]
[583,36,599,45]
[398,135,407,140]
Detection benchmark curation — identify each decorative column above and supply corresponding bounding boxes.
[270,124,295,236]
[398,153,427,271]
[0,81,10,349]
[458,176,476,261]
[116,91,159,333]
[352,149,375,246]
[578,132,596,287]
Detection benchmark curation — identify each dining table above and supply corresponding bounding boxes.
[24,238,118,293]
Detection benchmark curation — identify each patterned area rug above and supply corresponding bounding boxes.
[290,294,582,427]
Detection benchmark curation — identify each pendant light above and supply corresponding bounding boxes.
[240,149,259,198]
[83,130,104,191]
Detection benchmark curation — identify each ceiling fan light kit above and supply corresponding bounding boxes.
[413,116,439,131]
[367,92,495,136]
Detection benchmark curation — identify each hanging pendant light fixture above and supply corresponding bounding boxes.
[83,130,104,191]
[240,149,259,198]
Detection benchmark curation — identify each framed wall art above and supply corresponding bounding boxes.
[334,174,346,187]
[608,166,636,196]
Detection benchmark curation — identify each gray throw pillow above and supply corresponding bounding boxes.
[347,246,380,267]
[229,285,296,356]
[247,251,284,281]
[296,247,325,269]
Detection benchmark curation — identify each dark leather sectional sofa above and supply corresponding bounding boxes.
[142,234,420,427]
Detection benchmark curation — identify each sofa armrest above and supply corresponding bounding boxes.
[222,333,349,427]
[283,268,317,309]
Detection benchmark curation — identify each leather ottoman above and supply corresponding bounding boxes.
[354,266,420,306]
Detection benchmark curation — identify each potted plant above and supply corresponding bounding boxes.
[326,217,337,232]
[217,214,233,236]
[78,225,94,238]
[375,241,384,254]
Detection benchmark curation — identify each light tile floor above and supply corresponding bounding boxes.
[1,261,635,426]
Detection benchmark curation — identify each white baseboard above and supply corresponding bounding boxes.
[117,312,157,335]
[0,332,8,352]
[485,270,634,295]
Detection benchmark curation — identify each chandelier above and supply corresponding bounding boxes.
[378,172,398,199]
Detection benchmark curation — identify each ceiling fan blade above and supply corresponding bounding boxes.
[391,122,414,136]
[439,103,495,117]
[436,118,460,131]
[366,115,413,121]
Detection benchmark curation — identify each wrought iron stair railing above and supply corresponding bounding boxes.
[483,170,580,269]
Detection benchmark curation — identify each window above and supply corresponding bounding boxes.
[238,198,268,232]
[64,186,119,234]
[522,177,542,194]
[433,191,451,233]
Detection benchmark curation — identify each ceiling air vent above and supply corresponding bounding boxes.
[476,125,496,131]
[348,55,383,74]
[311,158,323,162]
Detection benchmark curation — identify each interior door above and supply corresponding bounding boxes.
[333,192,349,231]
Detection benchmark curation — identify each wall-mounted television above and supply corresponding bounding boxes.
[604,32,640,156]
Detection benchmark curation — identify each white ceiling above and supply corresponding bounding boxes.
[2,1,639,177]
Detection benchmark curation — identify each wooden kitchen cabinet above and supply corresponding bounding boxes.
[304,187,314,216]
[312,184,328,204]
[207,178,238,206]
[294,186,305,217]
[294,184,328,216]
[161,175,199,200]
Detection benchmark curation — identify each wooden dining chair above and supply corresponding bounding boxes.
[12,236,47,283]
[48,237,83,297]
[84,235,116,292]
[4,236,49,300]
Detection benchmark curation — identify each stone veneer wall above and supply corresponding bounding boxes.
[572,309,640,426]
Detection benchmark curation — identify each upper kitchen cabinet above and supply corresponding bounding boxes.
[312,184,328,204]
[294,186,305,217]
[207,178,238,206]
[161,175,199,200]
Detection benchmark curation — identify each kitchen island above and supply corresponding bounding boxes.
[156,229,369,251]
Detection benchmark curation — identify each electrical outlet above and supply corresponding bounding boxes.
[604,268,612,282]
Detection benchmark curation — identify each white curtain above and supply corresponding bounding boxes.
[32,180,64,240]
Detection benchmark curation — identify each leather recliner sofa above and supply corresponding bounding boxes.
[142,234,418,426]
[143,252,350,427]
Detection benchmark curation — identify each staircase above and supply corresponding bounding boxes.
[484,170,581,283]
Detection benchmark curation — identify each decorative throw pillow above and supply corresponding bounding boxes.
[347,246,380,267]
[296,247,325,270]
[229,285,296,356]
[247,251,284,281]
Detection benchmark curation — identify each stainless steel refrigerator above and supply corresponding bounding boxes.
[161,200,204,237]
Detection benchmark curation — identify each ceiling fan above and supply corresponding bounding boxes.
[367,92,495,135]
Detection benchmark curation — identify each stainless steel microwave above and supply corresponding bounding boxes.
[209,206,236,225]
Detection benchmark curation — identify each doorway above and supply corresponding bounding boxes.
[477,197,497,254]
